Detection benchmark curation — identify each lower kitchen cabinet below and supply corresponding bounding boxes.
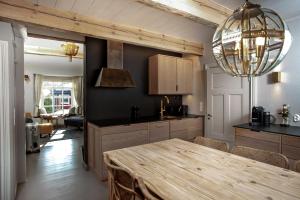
[235,128,281,153]
[234,127,300,170]
[88,117,204,180]
[170,118,204,141]
[149,121,170,143]
[88,123,148,179]
[282,135,300,169]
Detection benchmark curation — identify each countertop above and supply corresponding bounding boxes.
[234,123,300,137]
[89,114,203,127]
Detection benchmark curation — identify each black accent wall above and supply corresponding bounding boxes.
[85,37,182,121]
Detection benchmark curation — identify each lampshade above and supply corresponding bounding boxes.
[212,1,292,77]
[61,42,79,62]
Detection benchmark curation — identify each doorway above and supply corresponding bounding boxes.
[205,64,249,145]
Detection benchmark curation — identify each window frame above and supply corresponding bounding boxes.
[41,81,74,114]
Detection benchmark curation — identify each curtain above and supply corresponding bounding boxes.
[33,74,43,116]
[72,76,83,114]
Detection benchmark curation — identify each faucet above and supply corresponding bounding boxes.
[160,96,170,118]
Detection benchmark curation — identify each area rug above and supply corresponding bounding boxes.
[40,128,83,144]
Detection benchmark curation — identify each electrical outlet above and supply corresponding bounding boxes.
[293,114,300,122]
[199,101,203,112]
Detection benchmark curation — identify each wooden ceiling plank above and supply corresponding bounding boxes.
[136,0,233,26]
[71,0,94,15]
[55,0,76,11]
[0,0,203,55]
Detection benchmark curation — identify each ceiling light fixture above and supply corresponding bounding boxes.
[212,0,292,77]
[61,42,79,62]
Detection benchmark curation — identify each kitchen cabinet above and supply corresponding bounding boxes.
[149,121,170,143]
[148,54,193,95]
[170,118,204,141]
[235,128,281,153]
[234,127,300,170]
[282,135,300,169]
[88,122,148,179]
[176,58,193,94]
[87,124,96,169]
[88,117,204,180]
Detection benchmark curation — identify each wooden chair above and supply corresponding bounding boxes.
[104,154,160,200]
[295,160,300,173]
[194,136,229,152]
[231,146,289,169]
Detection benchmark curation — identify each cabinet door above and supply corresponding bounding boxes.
[186,118,204,140]
[101,129,149,178]
[158,55,177,94]
[176,58,193,94]
[87,124,95,169]
[235,128,281,153]
[170,118,205,141]
[282,135,300,160]
[149,121,170,143]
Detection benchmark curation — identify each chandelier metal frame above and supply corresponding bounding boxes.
[212,0,292,77]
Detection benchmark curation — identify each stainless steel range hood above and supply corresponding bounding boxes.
[95,41,136,88]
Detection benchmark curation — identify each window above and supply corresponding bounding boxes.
[42,81,74,114]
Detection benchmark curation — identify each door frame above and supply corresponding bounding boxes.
[204,63,249,143]
[204,63,216,138]
[0,40,15,200]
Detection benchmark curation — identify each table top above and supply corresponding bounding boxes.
[104,139,300,200]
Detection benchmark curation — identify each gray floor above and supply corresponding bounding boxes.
[16,134,108,200]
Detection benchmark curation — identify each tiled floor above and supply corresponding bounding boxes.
[16,136,108,200]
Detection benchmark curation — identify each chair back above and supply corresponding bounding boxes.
[194,136,229,152]
[25,112,33,123]
[295,160,300,173]
[231,146,289,169]
[104,154,160,200]
[25,112,32,118]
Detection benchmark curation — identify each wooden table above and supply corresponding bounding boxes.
[104,138,300,200]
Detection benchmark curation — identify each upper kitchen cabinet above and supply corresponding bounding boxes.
[148,54,193,95]
[176,58,193,94]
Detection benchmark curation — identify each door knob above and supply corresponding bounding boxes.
[207,114,212,120]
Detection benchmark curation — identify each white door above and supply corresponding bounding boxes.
[205,64,249,144]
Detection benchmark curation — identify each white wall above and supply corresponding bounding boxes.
[255,17,300,126]
[182,27,215,115]
[252,1,300,126]
[182,0,246,115]
[12,24,27,186]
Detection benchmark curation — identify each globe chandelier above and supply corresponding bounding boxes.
[212,0,292,77]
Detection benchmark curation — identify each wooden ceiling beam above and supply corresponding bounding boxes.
[137,0,233,26]
[0,0,204,55]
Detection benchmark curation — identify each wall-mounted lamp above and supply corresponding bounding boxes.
[272,72,282,83]
[24,74,30,82]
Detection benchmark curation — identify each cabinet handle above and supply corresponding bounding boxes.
[176,85,178,91]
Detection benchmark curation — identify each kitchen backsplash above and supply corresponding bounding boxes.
[85,37,182,120]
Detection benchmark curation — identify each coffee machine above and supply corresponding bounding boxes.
[252,106,274,126]
[252,106,264,126]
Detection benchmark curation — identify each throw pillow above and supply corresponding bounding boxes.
[69,107,77,116]
[39,107,47,115]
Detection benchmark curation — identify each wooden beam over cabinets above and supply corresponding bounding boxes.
[0,0,204,55]
[137,0,232,26]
